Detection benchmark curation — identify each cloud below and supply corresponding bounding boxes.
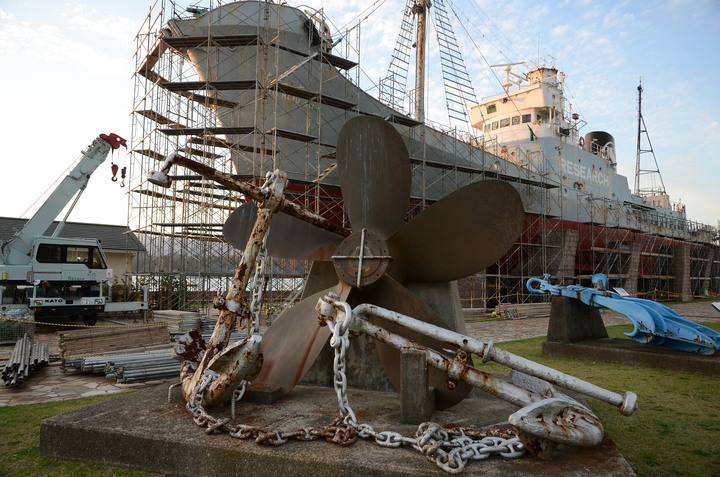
[551,24,571,38]
[0,11,130,79]
[601,4,636,29]
[61,4,140,43]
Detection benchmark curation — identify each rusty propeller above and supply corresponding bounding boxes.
[224,116,524,407]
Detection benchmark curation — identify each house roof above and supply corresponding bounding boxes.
[0,217,145,252]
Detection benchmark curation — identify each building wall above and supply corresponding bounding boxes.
[104,250,141,284]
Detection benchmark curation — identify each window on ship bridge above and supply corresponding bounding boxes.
[492,121,499,130]
[500,118,510,128]
[522,114,531,123]
[512,116,520,125]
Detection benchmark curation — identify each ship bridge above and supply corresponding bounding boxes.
[469,66,579,148]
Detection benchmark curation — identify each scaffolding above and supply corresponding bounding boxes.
[128,1,355,314]
[127,1,718,318]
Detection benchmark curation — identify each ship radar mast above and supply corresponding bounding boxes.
[633,79,667,198]
[489,62,526,93]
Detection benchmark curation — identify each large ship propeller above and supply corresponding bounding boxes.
[224,116,524,408]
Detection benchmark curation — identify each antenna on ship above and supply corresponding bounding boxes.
[489,62,526,92]
[633,79,667,197]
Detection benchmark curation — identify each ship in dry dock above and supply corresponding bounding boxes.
[127,0,719,311]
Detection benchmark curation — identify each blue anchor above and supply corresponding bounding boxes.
[526,274,720,355]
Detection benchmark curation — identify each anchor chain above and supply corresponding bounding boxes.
[183,370,357,446]
[231,236,269,418]
[327,304,525,473]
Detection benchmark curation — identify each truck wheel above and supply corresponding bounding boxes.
[83,313,98,326]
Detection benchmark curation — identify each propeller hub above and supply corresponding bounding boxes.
[332,229,391,288]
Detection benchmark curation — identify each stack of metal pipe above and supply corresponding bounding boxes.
[62,329,247,384]
[1,333,49,386]
[63,350,167,373]
[103,348,180,384]
[201,331,246,343]
[154,310,201,335]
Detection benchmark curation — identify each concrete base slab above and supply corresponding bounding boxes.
[41,383,635,476]
[543,339,720,377]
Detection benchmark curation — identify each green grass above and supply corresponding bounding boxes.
[2,323,719,476]
[0,394,159,477]
[477,322,720,477]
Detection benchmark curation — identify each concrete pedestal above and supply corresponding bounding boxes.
[543,296,720,376]
[546,296,608,343]
[40,384,635,476]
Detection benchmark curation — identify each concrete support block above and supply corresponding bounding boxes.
[405,281,467,334]
[671,244,692,302]
[547,229,579,280]
[243,383,284,404]
[400,348,434,424]
[622,241,641,297]
[302,269,466,407]
[547,296,608,343]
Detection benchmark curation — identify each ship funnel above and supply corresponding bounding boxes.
[584,131,616,164]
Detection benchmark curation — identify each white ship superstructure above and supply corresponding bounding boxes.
[470,64,685,226]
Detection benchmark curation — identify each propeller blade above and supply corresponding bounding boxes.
[387,180,524,282]
[222,202,254,249]
[336,116,410,238]
[252,282,351,395]
[223,203,343,261]
[350,275,472,409]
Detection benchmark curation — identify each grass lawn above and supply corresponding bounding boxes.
[1,323,718,476]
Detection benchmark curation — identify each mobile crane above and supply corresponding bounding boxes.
[0,134,147,325]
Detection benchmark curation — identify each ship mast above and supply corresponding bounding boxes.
[413,0,428,122]
[634,80,667,197]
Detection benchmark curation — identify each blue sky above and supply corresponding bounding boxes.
[0,0,718,226]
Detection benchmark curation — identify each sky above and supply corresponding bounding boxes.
[0,0,718,228]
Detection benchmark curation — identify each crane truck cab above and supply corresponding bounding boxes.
[24,236,110,326]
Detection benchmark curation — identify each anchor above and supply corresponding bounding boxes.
[527,273,720,355]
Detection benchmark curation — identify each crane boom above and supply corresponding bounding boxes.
[0,134,125,266]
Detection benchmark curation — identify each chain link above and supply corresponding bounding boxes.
[245,173,275,335]
[247,245,267,335]
[327,305,526,473]
[180,298,526,473]
[183,370,357,446]
[230,380,246,419]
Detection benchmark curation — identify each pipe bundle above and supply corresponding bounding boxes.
[2,333,49,386]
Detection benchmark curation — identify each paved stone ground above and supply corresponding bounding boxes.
[2,301,719,407]
[466,301,720,344]
[0,317,162,407]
